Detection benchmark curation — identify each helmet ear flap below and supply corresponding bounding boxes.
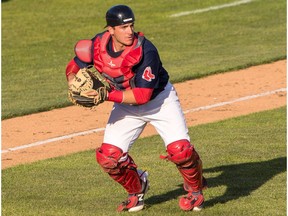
[105,5,135,27]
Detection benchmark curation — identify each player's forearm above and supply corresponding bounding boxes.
[108,88,153,105]
[107,89,136,104]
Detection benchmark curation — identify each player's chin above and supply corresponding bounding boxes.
[125,37,134,46]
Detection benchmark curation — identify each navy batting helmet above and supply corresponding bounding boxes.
[105,5,135,27]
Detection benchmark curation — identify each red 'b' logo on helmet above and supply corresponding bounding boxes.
[142,67,155,82]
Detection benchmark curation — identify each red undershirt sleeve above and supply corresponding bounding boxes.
[107,88,153,105]
[132,88,153,105]
[107,90,124,103]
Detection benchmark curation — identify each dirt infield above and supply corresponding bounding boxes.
[1,60,286,169]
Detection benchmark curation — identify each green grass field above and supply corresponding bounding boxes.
[1,0,287,215]
[2,107,286,216]
[1,0,286,119]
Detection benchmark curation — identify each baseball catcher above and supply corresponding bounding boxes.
[68,67,111,108]
[65,4,207,213]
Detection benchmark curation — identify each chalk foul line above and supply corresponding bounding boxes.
[2,87,286,154]
[170,0,253,17]
[1,128,106,154]
[183,88,286,114]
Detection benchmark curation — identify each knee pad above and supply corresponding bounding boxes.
[96,143,127,174]
[96,143,142,194]
[166,139,199,166]
[96,143,137,174]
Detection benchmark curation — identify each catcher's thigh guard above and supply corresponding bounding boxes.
[166,139,205,192]
[96,143,142,194]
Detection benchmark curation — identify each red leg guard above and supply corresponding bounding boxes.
[166,139,205,192]
[96,143,142,194]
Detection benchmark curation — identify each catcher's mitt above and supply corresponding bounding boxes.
[68,67,111,108]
